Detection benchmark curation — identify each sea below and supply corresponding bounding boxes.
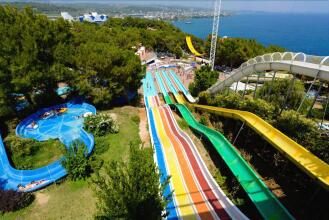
[172,12,329,56]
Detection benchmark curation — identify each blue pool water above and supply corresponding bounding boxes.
[172,12,329,56]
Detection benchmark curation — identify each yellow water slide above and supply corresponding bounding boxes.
[193,104,329,190]
[186,36,203,57]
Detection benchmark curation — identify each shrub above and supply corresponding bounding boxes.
[5,136,40,159]
[94,137,110,155]
[4,136,65,169]
[241,98,277,121]
[92,142,171,220]
[177,119,189,130]
[61,141,93,180]
[275,110,318,145]
[189,66,219,97]
[256,79,306,111]
[213,93,242,109]
[0,189,34,213]
[130,115,140,125]
[84,113,119,136]
[199,114,209,126]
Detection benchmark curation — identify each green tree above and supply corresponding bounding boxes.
[275,110,329,163]
[206,37,285,68]
[257,78,307,111]
[189,66,218,96]
[92,142,171,220]
[73,42,144,107]
[61,141,92,180]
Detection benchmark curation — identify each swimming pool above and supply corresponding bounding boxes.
[0,99,96,192]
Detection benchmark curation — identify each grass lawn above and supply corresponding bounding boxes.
[5,138,66,170]
[2,106,141,220]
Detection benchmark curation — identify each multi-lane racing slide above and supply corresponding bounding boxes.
[156,70,294,219]
[144,72,248,219]
[186,36,203,57]
[0,100,96,192]
[168,70,329,190]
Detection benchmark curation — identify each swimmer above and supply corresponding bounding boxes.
[40,111,53,119]
[27,120,38,129]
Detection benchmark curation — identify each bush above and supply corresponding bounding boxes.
[92,142,171,220]
[177,119,189,130]
[0,189,34,213]
[130,115,140,125]
[199,114,209,126]
[4,136,65,169]
[213,93,242,109]
[257,79,307,111]
[189,66,219,97]
[241,98,277,121]
[275,110,318,145]
[84,113,119,136]
[61,141,94,180]
[5,136,40,159]
[94,137,111,155]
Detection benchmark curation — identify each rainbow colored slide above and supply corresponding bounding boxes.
[143,72,248,219]
[154,70,294,219]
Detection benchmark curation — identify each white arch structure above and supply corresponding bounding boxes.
[208,52,329,95]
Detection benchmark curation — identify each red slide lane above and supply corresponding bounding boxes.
[163,106,231,220]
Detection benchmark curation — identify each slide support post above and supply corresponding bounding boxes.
[307,81,323,117]
[297,72,319,113]
[320,86,329,127]
[267,71,277,96]
[242,76,249,100]
[233,122,245,145]
[253,73,261,98]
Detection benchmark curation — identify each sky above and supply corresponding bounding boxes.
[2,1,329,13]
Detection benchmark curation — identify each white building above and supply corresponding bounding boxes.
[61,12,74,21]
[79,12,108,23]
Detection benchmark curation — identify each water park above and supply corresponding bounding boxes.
[1,1,329,220]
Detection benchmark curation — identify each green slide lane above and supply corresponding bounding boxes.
[174,103,294,220]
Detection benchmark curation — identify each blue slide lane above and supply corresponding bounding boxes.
[162,71,179,94]
[148,109,178,220]
[156,72,169,96]
[0,99,96,192]
[169,70,188,94]
[143,72,178,219]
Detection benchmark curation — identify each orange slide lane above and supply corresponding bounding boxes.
[158,107,215,220]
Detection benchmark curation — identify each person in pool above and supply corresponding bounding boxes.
[27,120,38,129]
[40,111,53,119]
[55,107,67,115]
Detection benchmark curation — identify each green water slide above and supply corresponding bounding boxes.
[174,103,294,220]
